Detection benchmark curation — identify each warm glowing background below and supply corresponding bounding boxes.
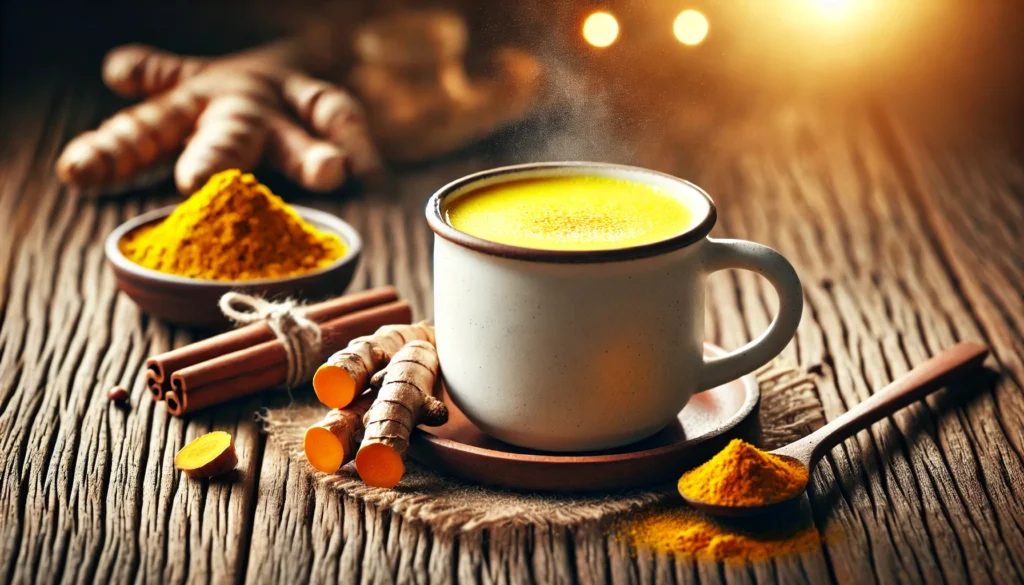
[568,1,955,89]
[546,0,1022,140]
[1,0,1022,146]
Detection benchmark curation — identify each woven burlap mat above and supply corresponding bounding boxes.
[261,361,823,533]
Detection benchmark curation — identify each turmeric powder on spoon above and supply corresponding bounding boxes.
[677,439,808,507]
[119,169,345,281]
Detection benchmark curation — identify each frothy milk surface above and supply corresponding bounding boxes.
[445,176,697,251]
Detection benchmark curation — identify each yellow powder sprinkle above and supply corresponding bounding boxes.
[677,439,809,507]
[120,169,345,281]
[615,505,822,562]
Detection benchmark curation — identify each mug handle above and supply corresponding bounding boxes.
[699,238,804,390]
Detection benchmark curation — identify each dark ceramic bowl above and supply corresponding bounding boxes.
[105,205,362,328]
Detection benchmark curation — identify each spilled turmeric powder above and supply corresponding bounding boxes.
[615,505,821,562]
[120,169,345,281]
[677,439,808,507]
[614,439,821,562]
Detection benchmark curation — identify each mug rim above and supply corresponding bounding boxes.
[425,161,718,263]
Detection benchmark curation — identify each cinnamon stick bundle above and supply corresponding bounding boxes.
[146,286,398,399]
[164,300,412,416]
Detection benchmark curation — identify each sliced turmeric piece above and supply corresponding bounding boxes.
[174,431,238,478]
[355,340,447,488]
[312,322,434,409]
[304,392,377,473]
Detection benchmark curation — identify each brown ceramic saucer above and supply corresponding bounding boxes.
[410,343,760,492]
[104,205,362,328]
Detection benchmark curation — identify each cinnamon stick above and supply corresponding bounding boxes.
[147,287,398,399]
[166,300,412,416]
[165,367,281,415]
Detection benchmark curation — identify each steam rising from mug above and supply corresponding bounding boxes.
[498,54,637,165]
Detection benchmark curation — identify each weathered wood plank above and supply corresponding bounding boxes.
[1,79,1023,585]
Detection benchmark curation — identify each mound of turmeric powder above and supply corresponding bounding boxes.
[120,169,345,281]
[615,505,821,562]
[677,439,808,507]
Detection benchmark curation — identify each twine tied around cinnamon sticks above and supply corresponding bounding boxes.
[219,292,322,388]
[144,287,413,416]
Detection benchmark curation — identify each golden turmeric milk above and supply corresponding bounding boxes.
[444,176,697,251]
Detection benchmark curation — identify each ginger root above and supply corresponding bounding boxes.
[57,88,204,187]
[267,113,348,192]
[282,74,382,179]
[355,340,447,488]
[349,11,544,163]
[57,38,379,194]
[174,92,275,194]
[313,321,434,409]
[102,44,210,98]
[174,431,238,478]
[304,392,377,473]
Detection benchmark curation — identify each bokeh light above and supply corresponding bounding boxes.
[583,12,620,48]
[673,10,709,46]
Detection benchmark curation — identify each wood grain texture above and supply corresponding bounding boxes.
[0,78,1022,585]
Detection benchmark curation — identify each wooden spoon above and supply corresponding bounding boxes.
[683,342,989,518]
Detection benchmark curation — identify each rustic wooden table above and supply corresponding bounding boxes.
[1,76,1023,585]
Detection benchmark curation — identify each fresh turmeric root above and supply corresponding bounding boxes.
[355,340,447,488]
[174,431,238,479]
[304,392,377,473]
[312,322,434,409]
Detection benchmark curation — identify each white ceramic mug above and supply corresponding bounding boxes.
[427,162,803,452]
